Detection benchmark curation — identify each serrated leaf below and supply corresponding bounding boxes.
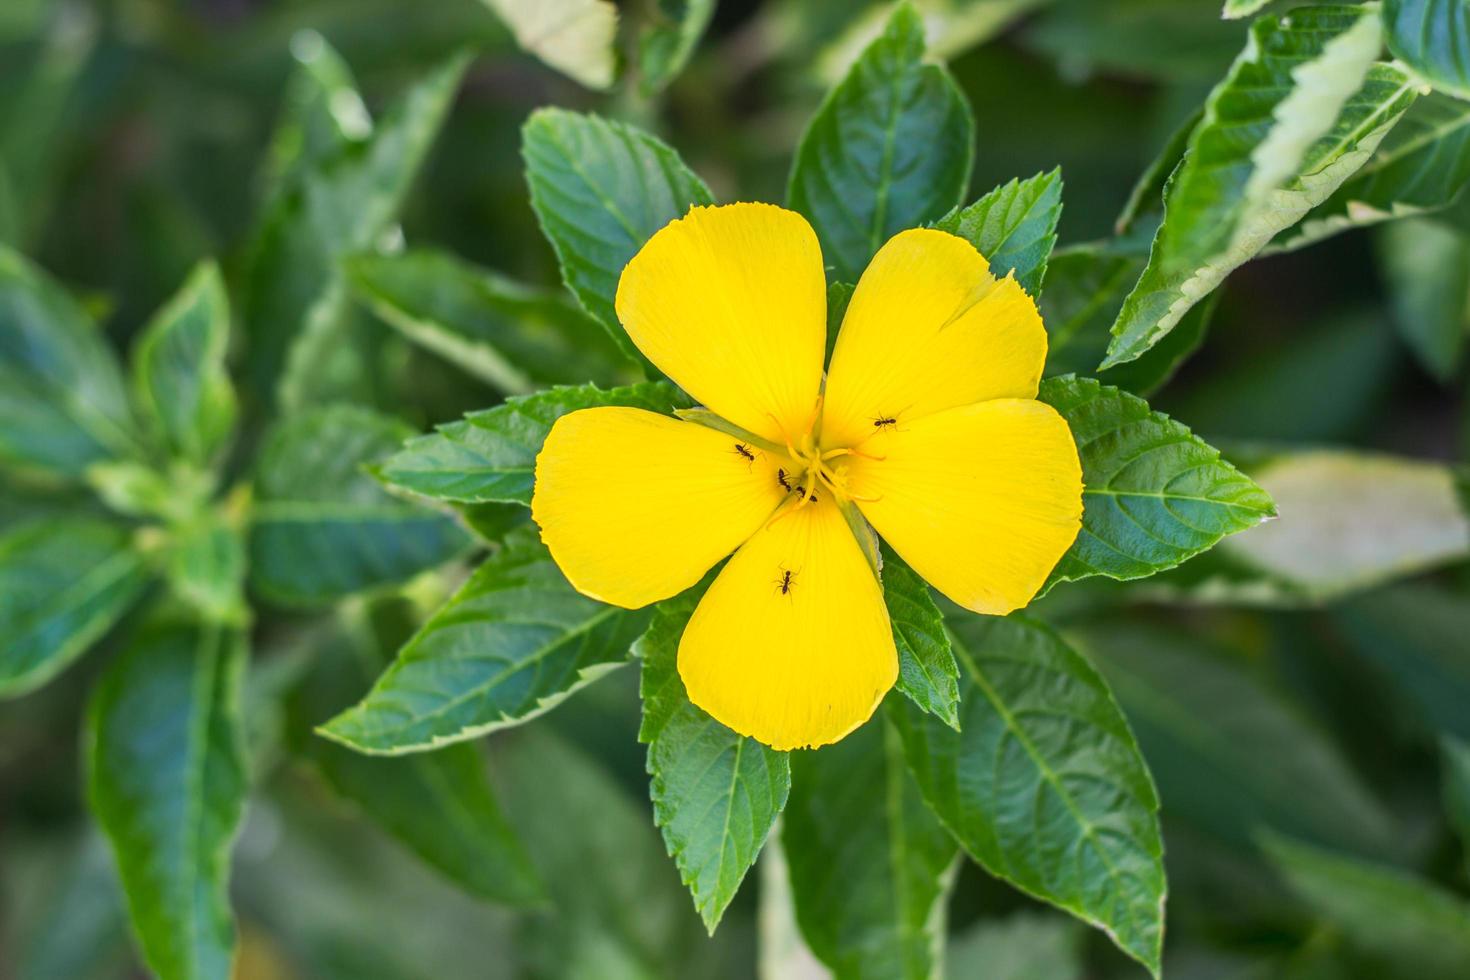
[242,52,468,403]
[785,712,958,980]
[1385,0,1470,101]
[1105,8,1416,367]
[639,0,716,94]
[1260,832,1470,977]
[1378,216,1470,380]
[86,621,247,980]
[321,526,648,754]
[0,518,150,698]
[1038,375,1275,591]
[249,404,470,607]
[376,381,692,506]
[482,0,618,90]
[522,108,713,368]
[1272,93,1470,251]
[1443,736,1470,878]
[881,545,959,730]
[891,614,1165,977]
[130,261,235,466]
[285,616,543,905]
[637,583,790,932]
[787,3,974,283]
[0,245,142,479]
[345,249,634,392]
[934,168,1062,297]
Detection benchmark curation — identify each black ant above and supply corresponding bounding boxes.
[872,416,897,429]
[776,568,795,595]
[733,442,756,463]
[777,468,791,491]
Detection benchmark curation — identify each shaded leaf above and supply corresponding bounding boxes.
[258,32,371,208]
[1443,736,1470,878]
[1385,0,1470,101]
[934,168,1062,297]
[639,0,717,94]
[881,545,959,730]
[1378,216,1470,381]
[946,911,1085,980]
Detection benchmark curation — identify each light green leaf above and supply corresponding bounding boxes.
[482,0,618,90]
[1378,217,1470,380]
[1037,376,1275,591]
[130,261,235,466]
[1260,833,1470,977]
[285,615,543,905]
[523,108,713,368]
[0,518,150,698]
[86,621,247,980]
[1223,0,1277,18]
[345,249,634,392]
[934,168,1062,297]
[1272,93,1470,251]
[639,0,717,94]
[1443,736,1470,878]
[242,52,468,403]
[946,911,1085,980]
[249,405,470,607]
[637,583,790,932]
[1385,0,1470,101]
[788,3,974,283]
[891,614,1165,976]
[321,526,648,754]
[164,510,247,627]
[0,245,141,479]
[1105,7,1416,367]
[376,381,692,506]
[785,713,958,980]
[881,545,960,730]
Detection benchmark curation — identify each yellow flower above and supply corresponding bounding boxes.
[531,203,1083,751]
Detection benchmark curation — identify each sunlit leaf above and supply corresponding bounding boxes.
[482,0,618,90]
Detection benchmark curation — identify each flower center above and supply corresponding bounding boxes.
[778,430,877,507]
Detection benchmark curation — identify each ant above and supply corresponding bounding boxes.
[777,468,792,491]
[776,568,796,595]
[733,442,756,464]
[872,415,897,430]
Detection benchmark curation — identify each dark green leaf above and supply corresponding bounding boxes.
[321,526,648,754]
[0,518,150,698]
[892,615,1165,976]
[130,261,235,466]
[881,545,959,730]
[522,107,713,367]
[86,621,247,980]
[1115,109,1202,238]
[345,249,634,391]
[637,583,790,931]
[934,168,1063,297]
[785,712,958,980]
[1038,376,1275,591]
[787,3,974,282]
[376,381,692,506]
[1385,0,1470,102]
[249,404,470,607]
[1378,216,1470,380]
[639,0,717,94]
[258,33,371,207]
[825,280,855,361]
[1443,736,1470,878]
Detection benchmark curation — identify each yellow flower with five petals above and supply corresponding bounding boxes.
[531,203,1083,751]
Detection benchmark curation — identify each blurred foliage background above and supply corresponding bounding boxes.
[2,1,1468,978]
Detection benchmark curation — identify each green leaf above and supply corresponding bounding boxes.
[1223,0,1277,18]
[1443,736,1470,878]
[321,526,648,754]
[0,518,150,698]
[86,621,247,980]
[891,614,1165,976]
[785,712,959,980]
[881,545,960,730]
[825,280,855,361]
[249,404,471,607]
[345,249,634,392]
[164,510,247,627]
[1385,0,1470,101]
[636,583,790,932]
[0,245,141,479]
[1378,217,1470,380]
[376,381,692,506]
[482,0,618,90]
[242,52,468,403]
[1104,7,1416,367]
[1037,376,1275,591]
[522,107,714,368]
[787,3,974,283]
[946,911,1085,980]
[1272,93,1470,251]
[934,168,1063,297]
[1260,833,1470,977]
[639,0,717,94]
[130,261,235,466]
[285,614,543,905]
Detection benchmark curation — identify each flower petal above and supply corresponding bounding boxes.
[532,407,788,609]
[821,227,1047,450]
[678,496,897,751]
[847,399,1083,615]
[615,203,826,445]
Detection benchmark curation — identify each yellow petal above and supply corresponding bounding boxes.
[532,407,788,609]
[846,399,1083,615]
[678,496,897,751]
[821,228,1047,450]
[615,203,826,445]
